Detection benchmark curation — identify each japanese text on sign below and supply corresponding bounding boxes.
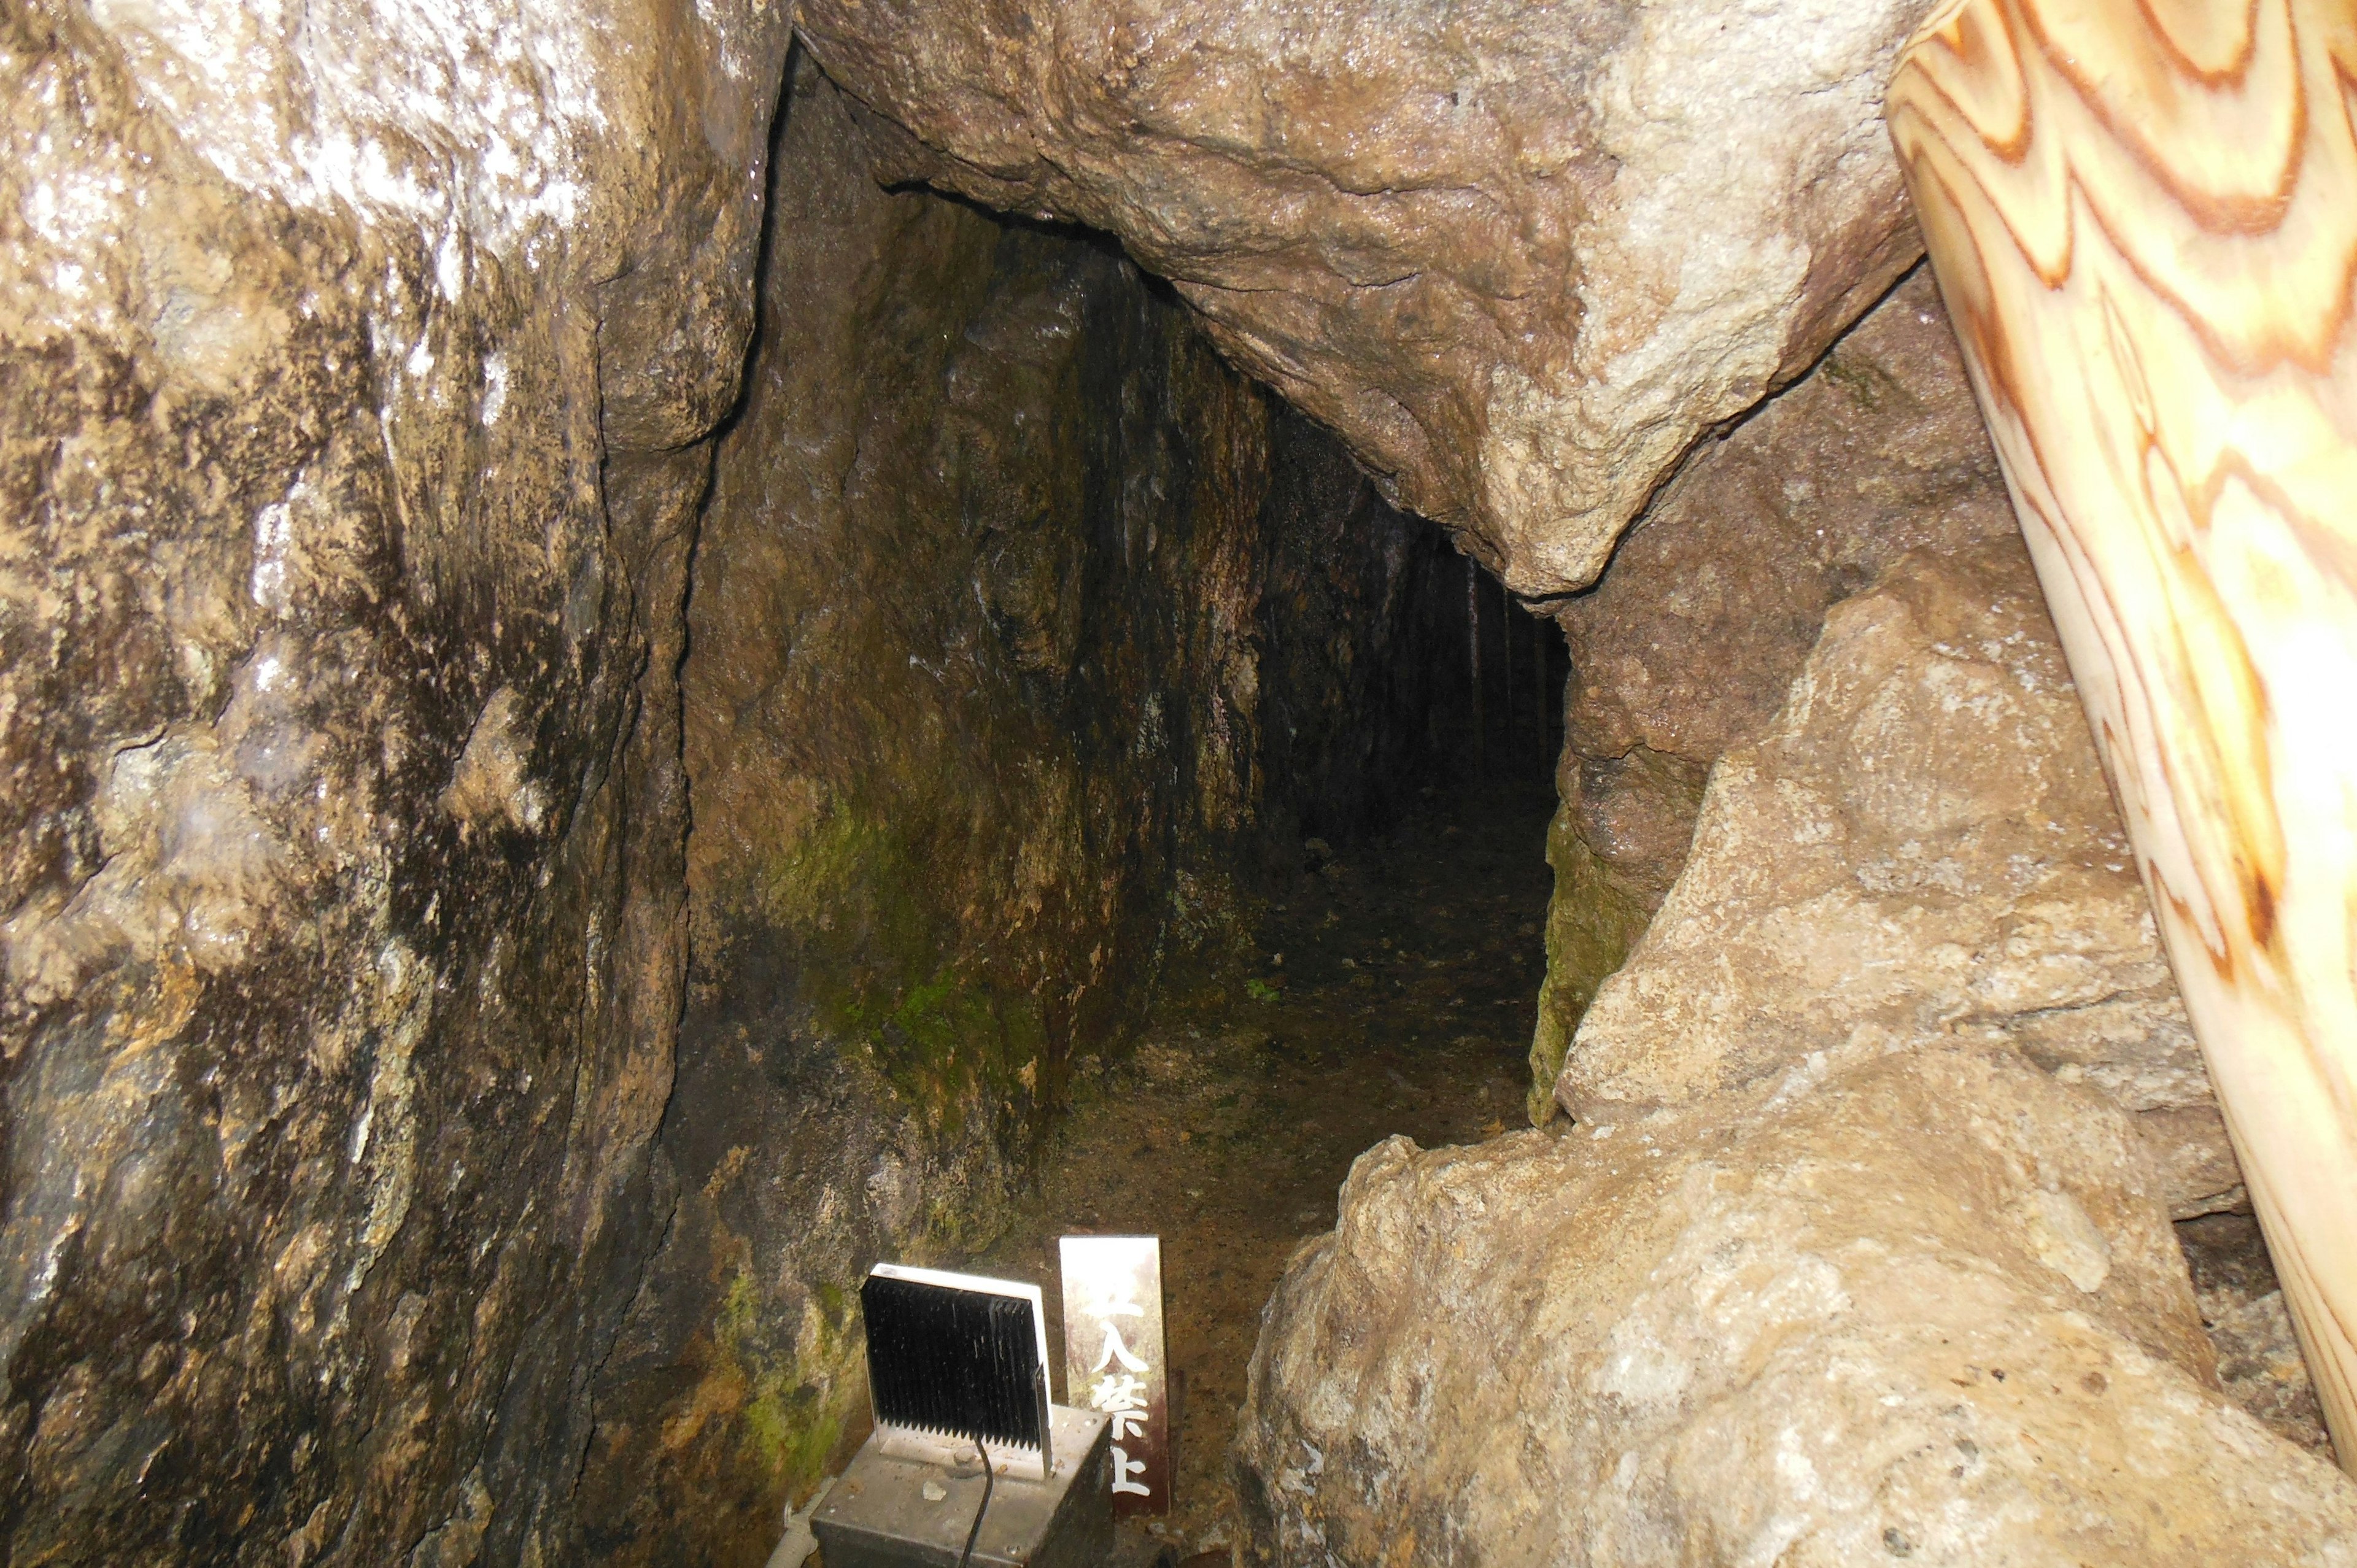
[1059,1235,1169,1516]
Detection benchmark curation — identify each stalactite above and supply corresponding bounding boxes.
[1468,556,1485,776]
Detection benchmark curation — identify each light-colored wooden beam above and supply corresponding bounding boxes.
[1887,0,2357,1465]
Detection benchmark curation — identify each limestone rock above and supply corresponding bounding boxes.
[1556,271,2014,773]
[1530,271,2017,1113]
[1,0,792,1558]
[1558,541,2237,1219]
[1239,1048,2357,1566]
[795,0,1940,591]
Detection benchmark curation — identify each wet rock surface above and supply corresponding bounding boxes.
[795,0,1937,591]
[2,16,1463,1559]
[1,0,788,1559]
[577,57,1463,1564]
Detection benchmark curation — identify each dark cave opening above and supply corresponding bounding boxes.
[573,50,1571,1565]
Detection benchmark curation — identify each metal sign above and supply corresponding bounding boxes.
[1058,1234,1169,1518]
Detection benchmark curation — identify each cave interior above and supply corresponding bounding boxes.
[1,6,2350,1567]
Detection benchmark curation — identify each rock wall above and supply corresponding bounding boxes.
[1239,543,2357,1564]
[573,56,1456,1565]
[0,1,791,1561]
[792,0,1938,592]
[1527,269,2018,1120]
[0,9,1455,1558]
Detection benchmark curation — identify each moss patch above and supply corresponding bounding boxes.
[1526,804,1657,1124]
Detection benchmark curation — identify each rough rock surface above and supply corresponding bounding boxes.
[1,9,1463,1558]
[0,0,789,1559]
[573,58,1458,1564]
[1530,269,2017,1116]
[1560,542,2237,1222]
[1238,542,2348,1562]
[1239,1048,2357,1566]
[794,0,1937,591]
[2182,1213,2338,1455]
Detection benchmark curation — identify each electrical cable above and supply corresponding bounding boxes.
[956,1439,994,1568]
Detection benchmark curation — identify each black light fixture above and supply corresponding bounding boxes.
[811,1264,1113,1568]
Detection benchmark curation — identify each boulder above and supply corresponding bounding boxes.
[1530,269,2020,1114]
[794,0,1941,590]
[1238,1048,2357,1566]
[1562,541,2235,1221]
[1238,543,2353,1563]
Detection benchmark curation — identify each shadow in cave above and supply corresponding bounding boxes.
[625,45,1582,1565]
[965,517,1572,1561]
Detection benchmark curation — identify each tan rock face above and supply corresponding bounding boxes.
[1562,541,2234,1219]
[794,0,1937,591]
[1238,1048,2357,1566]
[1529,270,2017,1113]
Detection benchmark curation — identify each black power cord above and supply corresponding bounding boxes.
[956,1439,994,1568]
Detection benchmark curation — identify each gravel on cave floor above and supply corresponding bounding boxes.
[966,778,1560,1561]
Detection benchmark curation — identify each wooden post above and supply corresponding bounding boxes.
[1888,0,2357,1464]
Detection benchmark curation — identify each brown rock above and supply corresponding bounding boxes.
[0,0,791,1558]
[1529,270,2018,1114]
[574,56,1461,1562]
[795,0,1940,590]
[1556,270,2014,770]
[1239,1047,2357,1565]
[1558,541,2236,1218]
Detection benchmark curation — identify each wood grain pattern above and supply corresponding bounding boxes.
[1888,0,2357,1464]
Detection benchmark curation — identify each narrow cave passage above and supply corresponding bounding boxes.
[586,48,1584,1566]
[18,0,2355,1561]
[967,618,1568,1561]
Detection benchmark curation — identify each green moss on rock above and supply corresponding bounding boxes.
[1527,803,1658,1124]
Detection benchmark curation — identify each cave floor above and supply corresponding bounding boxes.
[969,778,1559,1562]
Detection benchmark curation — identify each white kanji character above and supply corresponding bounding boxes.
[1090,1323,1148,1374]
[1089,1373,1151,1442]
[1088,1373,1147,1414]
[1111,1445,1151,1497]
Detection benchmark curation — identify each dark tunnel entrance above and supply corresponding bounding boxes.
[576,47,1571,1566]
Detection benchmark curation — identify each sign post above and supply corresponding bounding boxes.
[1058,1235,1170,1518]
